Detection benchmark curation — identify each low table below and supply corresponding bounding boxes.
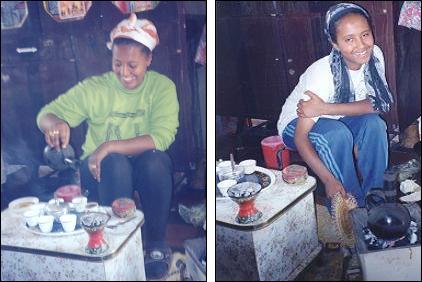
[1,207,146,281]
[216,170,322,281]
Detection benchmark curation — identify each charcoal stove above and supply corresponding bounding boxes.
[350,203,421,281]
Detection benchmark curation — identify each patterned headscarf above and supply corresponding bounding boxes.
[107,13,159,51]
[324,3,393,112]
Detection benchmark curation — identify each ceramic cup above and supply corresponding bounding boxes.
[60,214,77,232]
[239,159,257,174]
[85,202,99,212]
[220,165,245,182]
[38,215,54,233]
[29,203,46,214]
[216,161,232,180]
[72,196,88,213]
[24,210,39,227]
[217,179,237,197]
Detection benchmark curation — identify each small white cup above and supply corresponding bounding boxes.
[72,196,87,212]
[217,161,232,175]
[24,210,39,227]
[85,202,99,212]
[217,179,237,197]
[38,215,54,233]
[239,159,257,174]
[29,203,46,214]
[60,214,77,232]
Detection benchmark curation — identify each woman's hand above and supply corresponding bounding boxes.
[324,177,347,199]
[44,120,70,150]
[88,143,111,182]
[297,91,327,118]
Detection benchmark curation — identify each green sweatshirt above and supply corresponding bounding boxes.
[37,71,179,160]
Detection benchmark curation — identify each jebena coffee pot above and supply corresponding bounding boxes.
[43,144,79,171]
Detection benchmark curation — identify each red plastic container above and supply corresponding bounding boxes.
[54,184,81,202]
[261,136,290,170]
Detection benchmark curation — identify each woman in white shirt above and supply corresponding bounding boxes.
[277,3,394,209]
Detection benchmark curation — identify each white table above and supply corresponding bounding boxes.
[1,207,146,281]
[216,170,322,281]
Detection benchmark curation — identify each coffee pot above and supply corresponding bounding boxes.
[43,144,79,171]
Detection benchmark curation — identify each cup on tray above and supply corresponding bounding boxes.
[85,202,99,212]
[38,215,54,233]
[219,165,245,182]
[72,196,88,213]
[24,210,40,227]
[239,159,256,174]
[217,179,237,197]
[216,160,233,181]
[60,214,77,232]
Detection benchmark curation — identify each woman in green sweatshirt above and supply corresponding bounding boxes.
[37,13,178,280]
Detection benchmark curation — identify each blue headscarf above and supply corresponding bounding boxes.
[324,3,393,112]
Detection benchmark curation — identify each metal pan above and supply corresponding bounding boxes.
[366,191,411,240]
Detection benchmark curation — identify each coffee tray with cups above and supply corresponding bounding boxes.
[22,197,98,236]
[216,166,276,199]
[24,214,85,236]
[23,206,87,236]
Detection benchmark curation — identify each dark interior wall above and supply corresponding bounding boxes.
[1,1,199,171]
[216,1,399,132]
[185,14,206,160]
[393,1,421,131]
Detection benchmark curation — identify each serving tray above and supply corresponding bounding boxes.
[24,212,84,237]
[217,166,276,199]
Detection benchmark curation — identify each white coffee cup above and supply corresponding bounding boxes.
[29,203,46,214]
[217,161,232,179]
[60,214,77,232]
[24,210,39,227]
[239,159,257,174]
[85,202,99,212]
[38,215,54,233]
[217,179,237,197]
[72,196,87,212]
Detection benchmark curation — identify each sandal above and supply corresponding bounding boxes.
[144,246,172,280]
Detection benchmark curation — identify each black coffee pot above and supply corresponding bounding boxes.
[43,145,79,171]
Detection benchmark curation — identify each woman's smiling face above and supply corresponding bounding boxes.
[112,44,152,90]
[332,13,374,70]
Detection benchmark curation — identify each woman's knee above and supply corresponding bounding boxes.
[361,114,387,134]
[135,150,172,177]
[320,123,353,148]
[101,153,131,172]
[134,151,173,197]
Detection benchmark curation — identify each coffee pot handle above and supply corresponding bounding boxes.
[276,147,285,170]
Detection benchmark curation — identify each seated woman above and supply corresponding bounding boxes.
[277,3,394,210]
[37,13,179,279]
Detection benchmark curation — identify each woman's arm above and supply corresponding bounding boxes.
[294,117,346,199]
[105,135,156,155]
[297,91,377,118]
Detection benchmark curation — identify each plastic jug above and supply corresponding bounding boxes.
[261,136,290,170]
